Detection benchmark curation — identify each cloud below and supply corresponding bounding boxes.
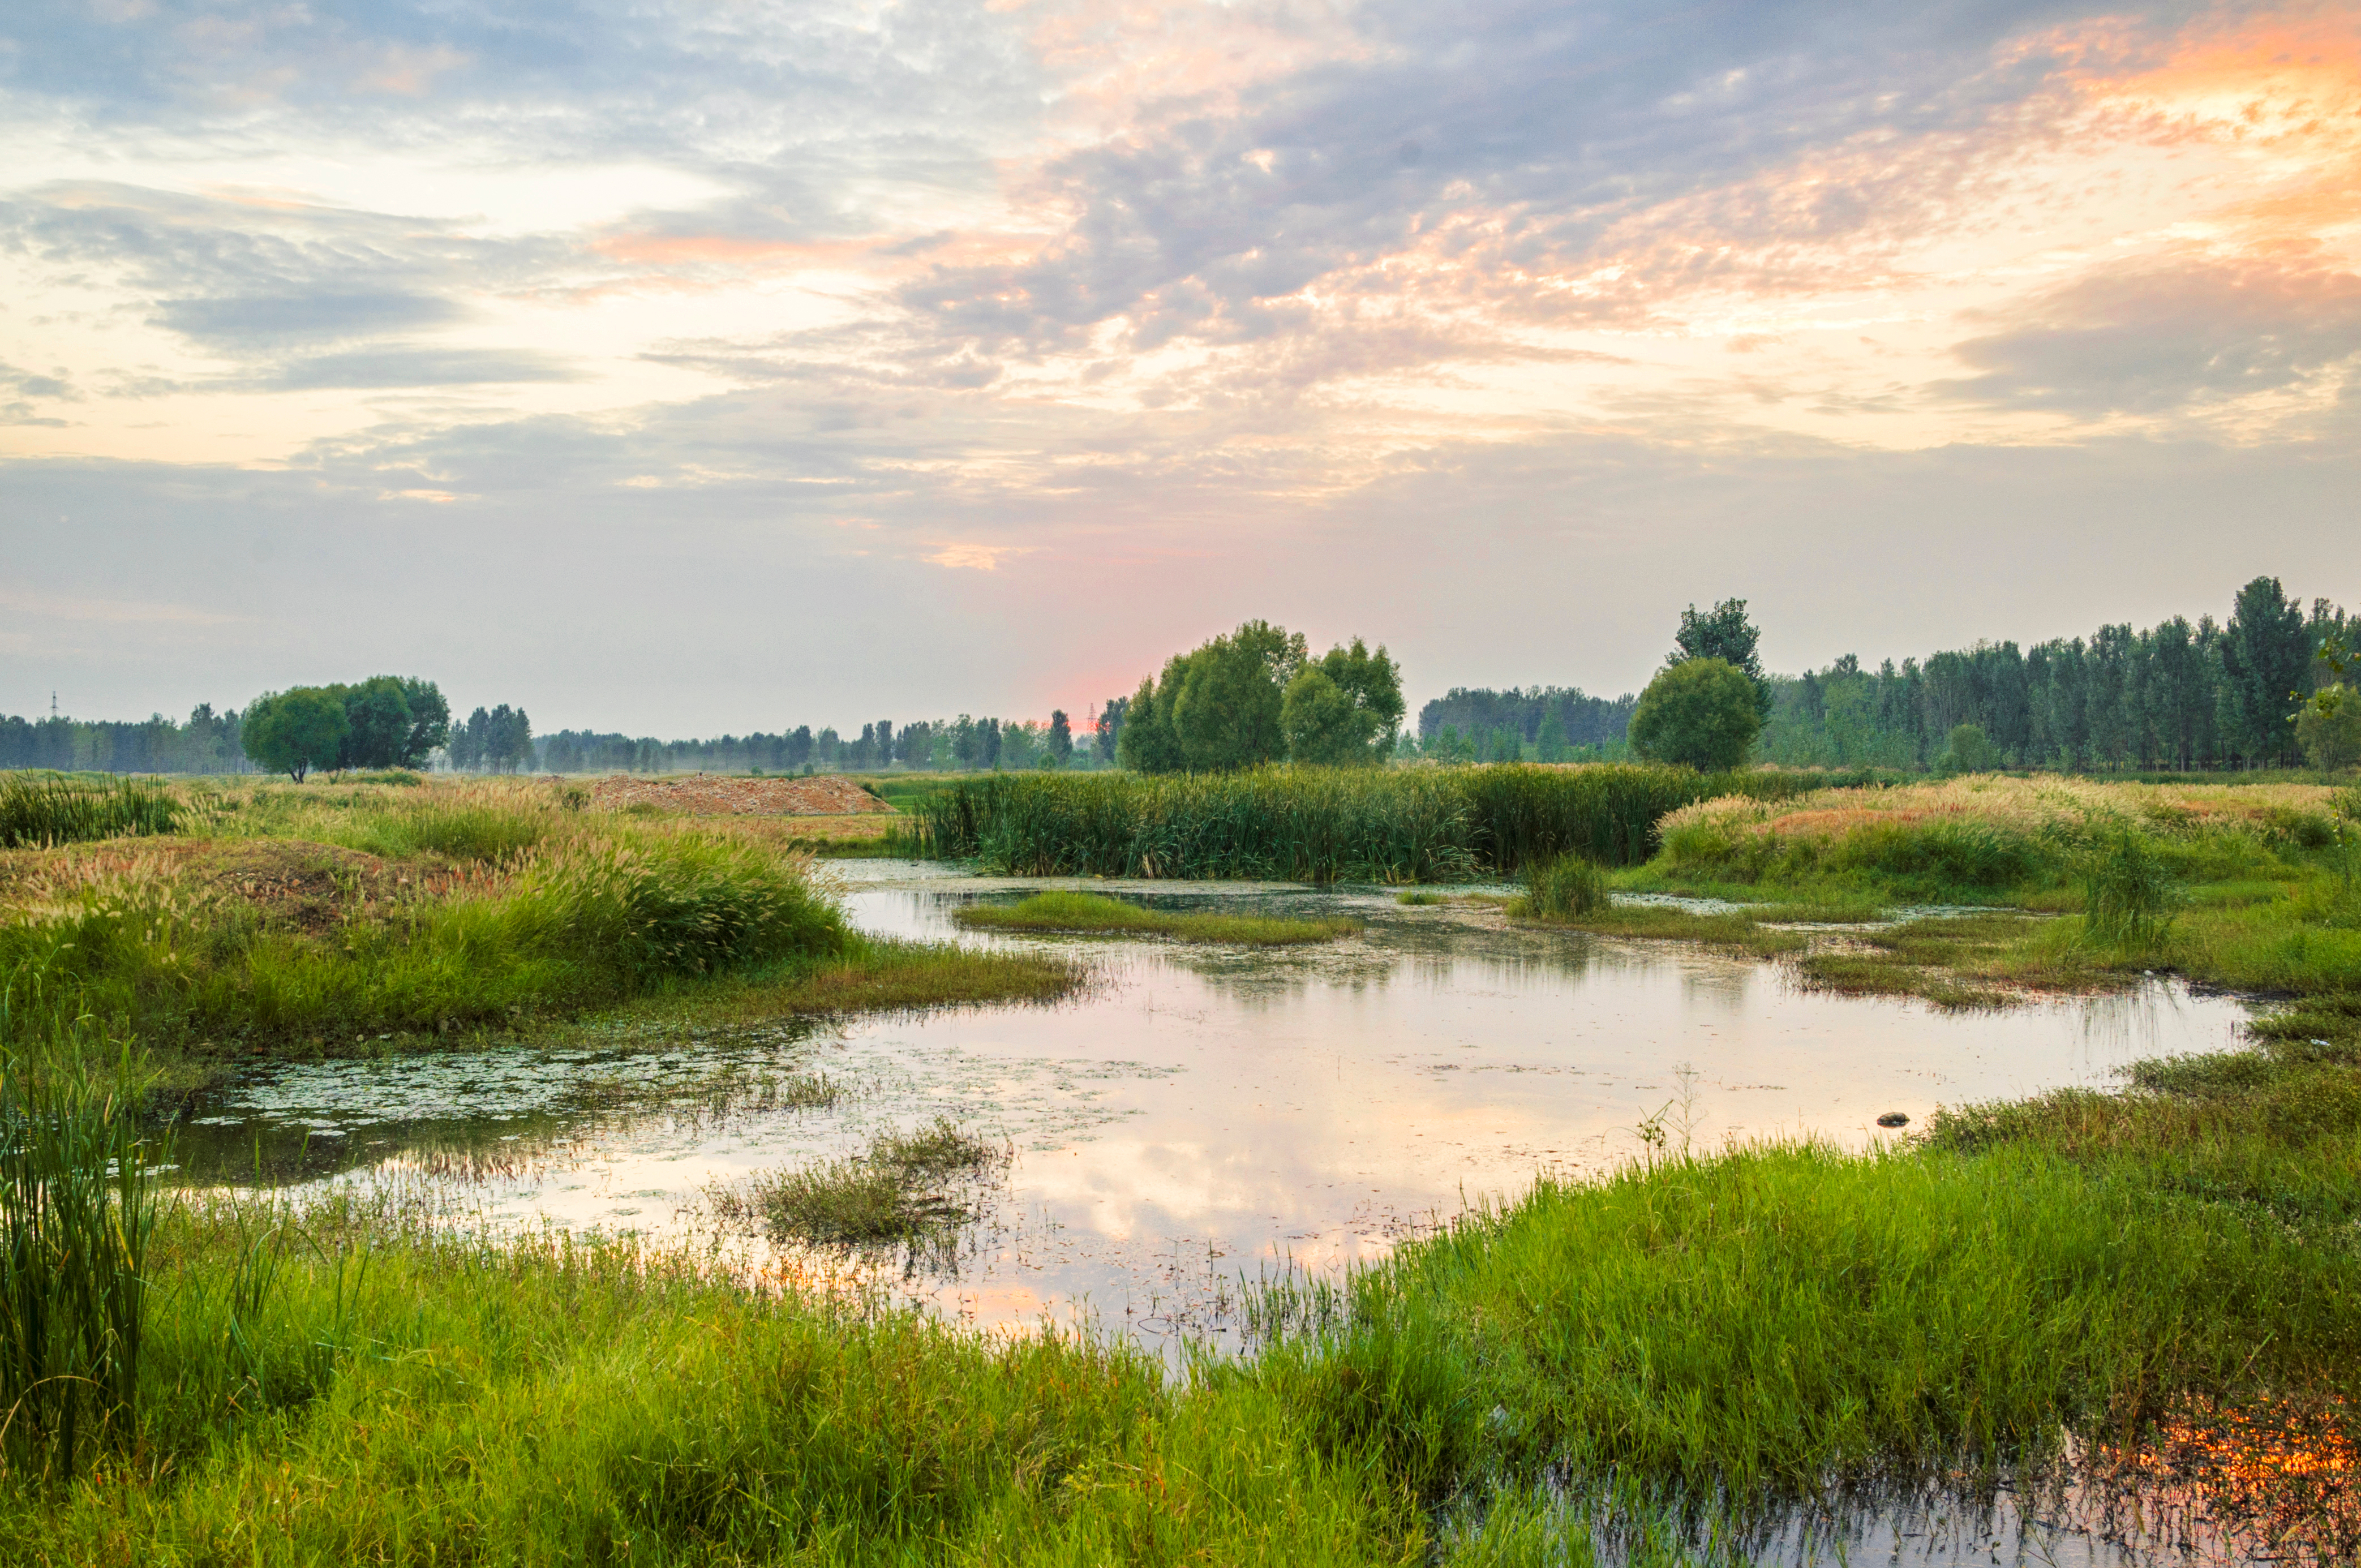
[924,543,1036,571]
[154,292,469,349]
[268,346,584,389]
[1942,259,2361,416]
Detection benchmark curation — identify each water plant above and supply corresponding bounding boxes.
[1516,854,1608,918]
[718,1118,1006,1243]
[0,978,162,1483]
[2079,830,2181,952]
[0,777,177,850]
[953,890,1359,945]
[912,764,1809,882]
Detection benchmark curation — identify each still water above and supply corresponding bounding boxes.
[176,860,2252,1347]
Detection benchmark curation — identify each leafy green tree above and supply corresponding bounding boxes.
[1536,710,1569,763]
[1094,697,1127,762]
[1933,723,2001,775]
[1173,621,1305,770]
[2221,577,2311,765]
[242,688,350,781]
[397,679,450,767]
[2296,701,2361,771]
[1628,659,1761,771]
[337,676,413,770]
[1669,599,1773,719]
[1279,669,1363,765]
[1047,710,1074,765]
[896,721,934,769]
[1116,672,1184,772]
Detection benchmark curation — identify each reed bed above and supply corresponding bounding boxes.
[952,890,1360,945]
[912,764,1817,882]
[0,776,178,850]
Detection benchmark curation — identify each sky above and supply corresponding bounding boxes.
[3,0,2357,735]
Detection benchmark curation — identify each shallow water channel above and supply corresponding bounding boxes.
[178,861,2250,1339]
[169,862,2298,1563]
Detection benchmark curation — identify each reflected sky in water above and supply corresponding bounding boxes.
[174,862,2256,1348]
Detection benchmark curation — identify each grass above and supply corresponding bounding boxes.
[5,1024,2356,1558]
[0,776,178,850]
[0,775,1087,1086]
[715,1118,1007,1244]
[911,764,1831,882]
[953,890,1361,946]
[1511,854,1607,919]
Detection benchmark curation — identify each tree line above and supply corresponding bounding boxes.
[1414,576,2352,773]
[241,678,452,781]
[1762,576,2350,771]
[0,706,254,774]
[533,712,1102,775]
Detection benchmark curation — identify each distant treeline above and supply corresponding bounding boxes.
[1416,688,1638,762]
[0,707,255,774]
[1763,579,2346,771]
[534,713,1101,775]
[1418,577,2349,772]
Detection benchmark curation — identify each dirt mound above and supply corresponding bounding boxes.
[589,774,894,817]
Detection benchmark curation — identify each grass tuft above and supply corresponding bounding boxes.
[0,777,177,850]
[953,890,1360,946]
[716,1118,1006,1244]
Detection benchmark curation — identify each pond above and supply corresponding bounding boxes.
[174,860,2252,1354]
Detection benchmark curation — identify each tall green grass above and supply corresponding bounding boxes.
[0,977,162,1483]
[913,766,1809,882]
[0,834,853,1047]
[0,776,178,850]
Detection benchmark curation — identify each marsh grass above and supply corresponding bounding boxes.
[0,982,162,1483]
[2078,830,2182,953]
[0,777,177,850]
[1396,890,1448,906]
[717,1118,1008,1244]
[1513,854,1607,919]
[913,764,1815,882]
[953,890,1360,946]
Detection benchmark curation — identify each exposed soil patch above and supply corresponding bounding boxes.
[590,774,894,817]
[194,841,453,933]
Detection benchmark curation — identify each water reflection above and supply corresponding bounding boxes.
[173,861,2257,1352]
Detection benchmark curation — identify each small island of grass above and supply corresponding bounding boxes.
[954,890,1359,946]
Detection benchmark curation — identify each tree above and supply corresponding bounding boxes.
[2220,576,2311,766]
[451,707,488,770]
[1536,710,1569,762]
[1933,723,2001,775]
[2296,701,2361,771]
[1279,669,1364,765]
[1669,599,1773,719]
[1116,672,1184,772]
[397,678,450,767]
[1094,697,1128,762]
[1047,710,1074,765]
[1172,621,1305,770]
[338,676,413,770]
[1628,659,1761,771]
[242,688,350,781]
[896,721,933,770]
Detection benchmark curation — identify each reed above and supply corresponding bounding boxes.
[0,777,178,850]
[952,890,1360,945]
[0,975,162,1483]
[1516,854,1608,918]
[912,765,1808,882]
[2079,830,2182,953]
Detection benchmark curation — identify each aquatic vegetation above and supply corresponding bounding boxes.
[2078,829,2182,953]
[1513,854,1607,918]
[953,890,1360,945]
[912,764,1813,882]
[716,1118,1007,1243]
[0,776,178,850]
[0,986,162,1483]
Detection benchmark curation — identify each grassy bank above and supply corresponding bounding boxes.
[909,764,1891,882]
[6,1020,2356,1560]
[1589,774,2361,1003]
[0,774,1080,1085]
[954,890,1361,946]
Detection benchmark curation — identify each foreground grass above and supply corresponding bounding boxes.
[954,890,1361,946]
[9,1021,2359,1561]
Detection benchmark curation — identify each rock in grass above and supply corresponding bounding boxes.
[1877,1111,1910,1128]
